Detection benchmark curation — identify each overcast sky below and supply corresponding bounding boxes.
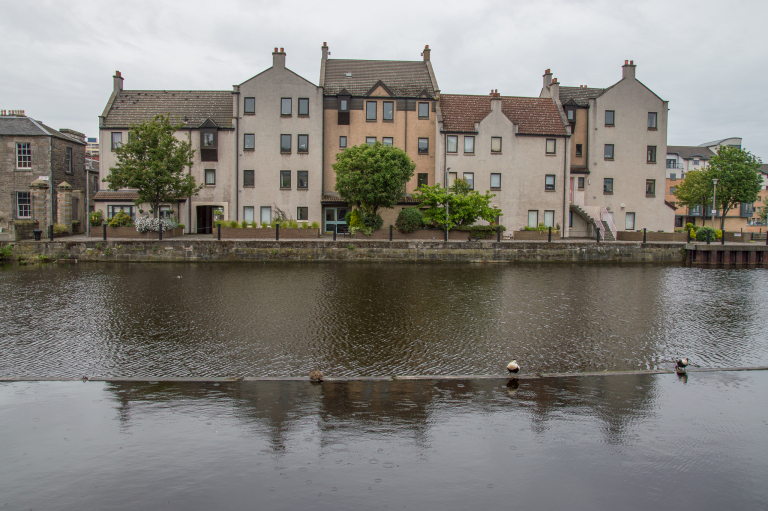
[2,0,766,158]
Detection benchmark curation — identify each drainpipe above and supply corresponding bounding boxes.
[234,89,240,222]
[49,136,54,227]
[85,161,90,237]
[188,128,192,233]
[562,135,568,238]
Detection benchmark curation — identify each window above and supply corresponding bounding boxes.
[298,98,309,116]
[244,97,255,114]
[297,207,308,221]
[339,98,348,111]
[578,177,585,189]
[647,146,657,163]
[108,205,135,219]
[528,210,539,228]
[463,172,474,190]
[366,137,376,146]
[667,159,676,169]
[670,173,677,181]
[491,137,502,153]
[260,207,271,224]
[646,179,655,196]
[65,147,73,174]
[692,159,700,166]
[546,138,556,154]
[383,101,394,121]
[566,109,575,121]
[366,101,377,121]
[604,178,613,194]
[281,98,292,116]
[418,173,428,188]
[16,142,31,168]
[569,211,573,228]
[383,137,393,146]
[464,136,475,153]
[243,206,254,223]
[670,187,676,194]
[202,132,215,147]
[648,112,657,129]
[448,172,457,187]
[575,144,582,156]
[244,134,255,150]
[297,171,308,189]
[280,134,291,153]
[545,174,555,191]
[490,173,501,189]
[675,216,684,228]
[544,210,555,228]
[625,212,635,230]
[280,170,291,189]
[605,110,615,126]
[298,134,308,153]
[243,169,254,187]
[418,138,429,154]
[159,206,171,219]
[339,136,347,148]
[447,135,458,153]
[205,169,216,185]
[604,144,614,159]
[16,192,31,218]
[111,132,122,151]
[418,102,429,119]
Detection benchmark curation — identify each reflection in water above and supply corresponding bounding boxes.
[1,373,767,510]
[1,262,767,377]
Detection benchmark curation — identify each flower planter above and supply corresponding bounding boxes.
[514,230,560,240]
[215,228,320,239]
[89,226,185,239]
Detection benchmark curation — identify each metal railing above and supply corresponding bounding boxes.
[590,206,605,241]
[601,208,617,241]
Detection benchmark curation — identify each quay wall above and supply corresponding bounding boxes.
[3,239,687,263]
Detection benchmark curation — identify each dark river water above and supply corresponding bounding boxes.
[1,372,767,510]
[1,262,767,377]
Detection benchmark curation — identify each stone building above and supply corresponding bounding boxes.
[542,61,674,238]
[319,43,440,232]
[0,110,87,238]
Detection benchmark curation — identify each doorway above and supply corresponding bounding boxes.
[324,207,348,233]
[196,205,220,234]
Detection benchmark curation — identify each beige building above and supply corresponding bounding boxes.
[319,43,440,232]
[543,61,675,238]
[436,91,571,233]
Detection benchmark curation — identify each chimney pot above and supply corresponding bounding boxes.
[625,60,628,65]
[630,60,633,65]
[280,47,284,52]
[274,47,278,52]
[323,41,327,46]
[546,68,550,73]
[422,44,431,61]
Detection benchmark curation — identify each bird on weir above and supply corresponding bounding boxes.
[507,359,520,376]
[675,358,689,374]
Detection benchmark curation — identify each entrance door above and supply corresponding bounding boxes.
[324,207,348,233]
[196,206,215,234]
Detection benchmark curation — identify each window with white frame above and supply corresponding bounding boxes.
[16,192,31,218]
[16,142,31,168]
[625,212,635,230]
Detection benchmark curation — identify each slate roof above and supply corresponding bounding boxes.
[102,90,233,129]
[0,116,86,144]
[558,86,606,106]
[667,145,716,160]
[93,190,140,201]
[439,94,568,136]
[324,59,436,97]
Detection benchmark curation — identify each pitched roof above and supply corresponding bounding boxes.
[558,86,606,106]
[0,116,86,144]
[667,145,716,160]
[324,59,436,97]
[93,190,140,201]
[439,94,568,136]
[102,90,233,129]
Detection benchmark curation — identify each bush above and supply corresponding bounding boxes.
[289,219,298,229]
[53,223,68,234]
[262,222,269,228]
[108,210,134,227]
[229,220,239,228]
[301,222,308,229]
[281,220,289,228]
[311,221,319,229]
[695,226,722,241]
[241,220,249,228]
[135,215,178,233]
[395,208,423,233]
[0,244,13,260]
[89,210,103,227]
[178,224,185,229]
[524,223,550,232]
[270,219,279,228]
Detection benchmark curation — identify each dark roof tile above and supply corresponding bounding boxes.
[102,90,233,129]
[667,145,716,160]
[558,86,606,106]
[440,94,567,136]
[324,60,435,97]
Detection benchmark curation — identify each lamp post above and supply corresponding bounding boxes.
[712,178,718,229]
[445,167,451,227]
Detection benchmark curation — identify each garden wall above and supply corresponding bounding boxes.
[513,230,561,241]
[616,231,688,242]
[216,228,320,239]
[89,227,185,239]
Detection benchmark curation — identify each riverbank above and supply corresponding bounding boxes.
[3,237,689,263]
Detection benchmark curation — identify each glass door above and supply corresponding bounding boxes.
[324,207,348,233]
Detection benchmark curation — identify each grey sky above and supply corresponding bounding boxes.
[2,0,767,158]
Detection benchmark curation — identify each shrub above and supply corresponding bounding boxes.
[108,210,134,227]
[361,213,383,231]
[53,223,68,234]
[270,219,279,228]
[696,226,719,241]
[178,224,185,229]
[395,208,424,233]
[240,220,247,228]
[301,222,308,229]
[135,215,178,233]
[310,221,319,229]
[289,219,298,229]
[262,222,269,228]
[0,244,13,260]
[229,220,239,228]
[281,220,289,228]
[89,210,103,227]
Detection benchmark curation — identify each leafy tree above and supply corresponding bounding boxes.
[414,179,501,229]
[707,145,763,230]
[758,205,767,224]
[333,142,415,216]
[673,169,712,219]
[104,114,201,218]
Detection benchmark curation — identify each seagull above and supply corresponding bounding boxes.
[507,359,520,376]
[309,369,324,382]
[675,358,689,374]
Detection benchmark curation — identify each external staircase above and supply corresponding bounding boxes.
[570,204,617,241]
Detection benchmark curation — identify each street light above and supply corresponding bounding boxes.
[445,167,451,227]
[712,178,718,229]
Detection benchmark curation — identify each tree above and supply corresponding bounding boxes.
[759,205,768,224]
[673,169,712,220]
[707,145,763,230]
[333,142,415,216]
[104,114,201,218]
[414,179,501,229]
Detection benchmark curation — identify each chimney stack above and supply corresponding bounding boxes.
[113,71,123,93]
[322,41,329,61]
[1,109,26,116]
[543,68,553,90]
[422,44,431,62]
[273,47,286,69]
[550,77,559,99]
[622,59,636,80]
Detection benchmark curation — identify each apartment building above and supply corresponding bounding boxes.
[320,43,439,232]
[542,61,674,237]
[436,91,570,233]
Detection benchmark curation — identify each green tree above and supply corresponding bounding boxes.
[673,169,713,220]
[104,114,201,218]
[707,145,763,230]
[333,142,415,216]
[414,179,501,229]
[758,205,767,224]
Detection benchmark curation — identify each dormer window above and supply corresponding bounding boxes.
[338,96,350,126]
[566,108,575,122]
[201,130,217,161]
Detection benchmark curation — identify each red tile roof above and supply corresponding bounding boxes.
[440,94,567,136]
